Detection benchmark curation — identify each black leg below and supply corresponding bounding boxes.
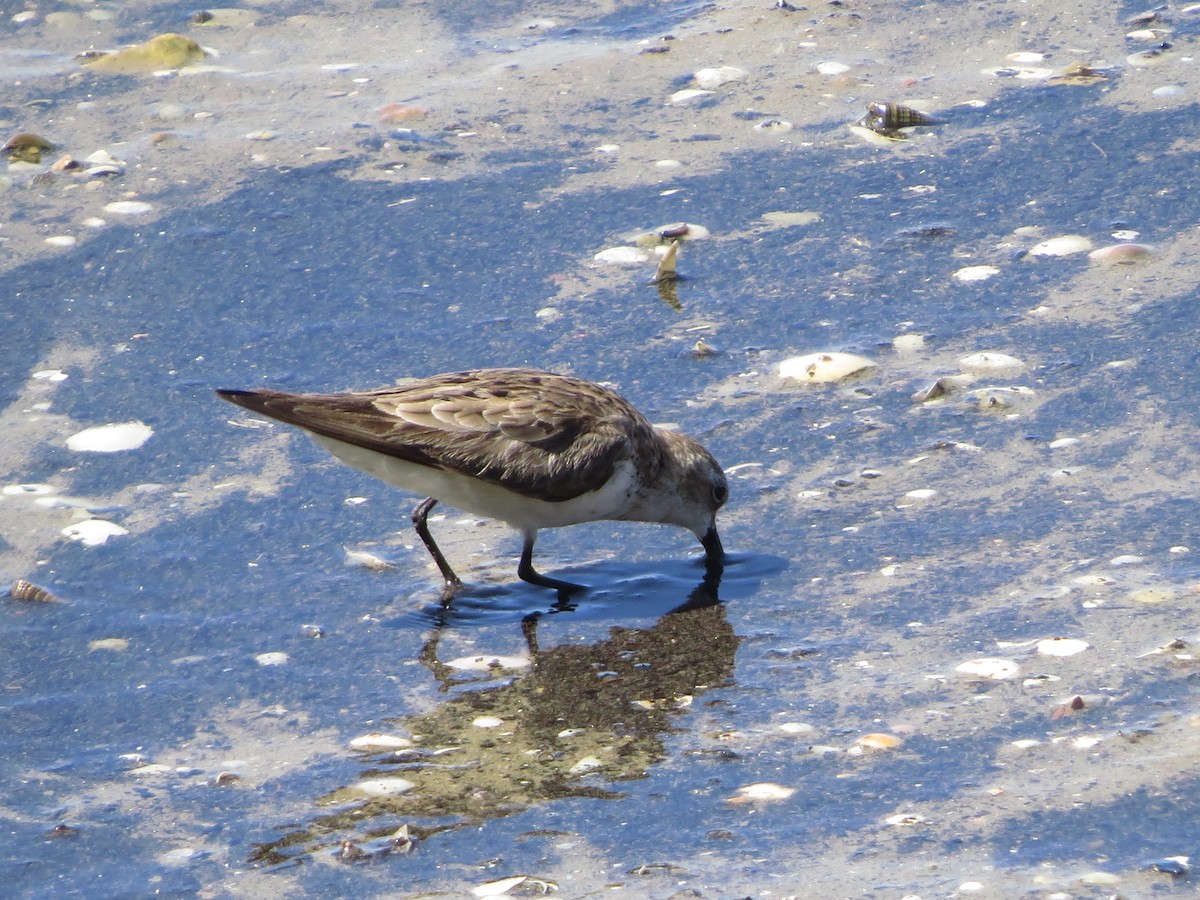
[411,498,462,595]
[517,532,585,595]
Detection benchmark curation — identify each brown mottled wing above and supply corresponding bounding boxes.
[217,369,654,501]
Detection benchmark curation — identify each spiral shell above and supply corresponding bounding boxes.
[9,578,59,603]
[860,102,942,135]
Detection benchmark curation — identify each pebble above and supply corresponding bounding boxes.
[62,519,128,546]
[66,421,153,452]
[778,352,876,383]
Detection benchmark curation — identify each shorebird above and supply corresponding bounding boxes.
[216,368,727,599]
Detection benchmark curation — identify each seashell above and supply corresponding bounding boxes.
[816,61,850,76]
[1006,51,1049,65]
[1048,61,1109,84]
[3,132,56,163]
[848,123,907,144]
[9,578,60,603]
[952,264,1000,282]
[45,236,77,248]
[1088,243,1153,264]
[1029,234,1093,256]
[66,421,153,452]
[779,352,876,383]
[863,101,943,133]
[727,782,796,803]
[62,519,128,546]
[594,246,651,265]
[955,657,1020,680]
[87,164,124,178]
[255,651,288,666]
[650,239,679,284]
[753,119,793,133]
[355,777,415,796]
[104,200,154,216]
[693,66,748,89]
[1036,637,1089,657]
[854,732,903,750]
[348,733,413,751]
[1127,46,1170,67]
[959,351,1025,372]
[668,88,715,105]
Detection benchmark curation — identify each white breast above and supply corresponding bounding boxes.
[310,433,639,532]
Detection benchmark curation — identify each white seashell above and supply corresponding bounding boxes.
[816,61,850,76]
[593,246,651,265]
[254,651,288,666]
[3,483,54,495]
[473,877,534,898]
[1006,51,1049,64]
[472,716,504,728]
[728,782,796,802]
[1036,637,1089,657]
[668,88,715,105]
[1152,85,1184,97]
[959,351,1024,373]
[104,200,153,215]
[693,65,748,89]
[45,235,77,248]
[62,519,128,546]
[654,159,682,169]
[952,265,1000,282]
[779,722,816,735]
[31,369,68,381]
[1029,234,1093,256]
[66,421,153,452]
[1049,437,1080,449]
[349,733,413,751]
[355,777,415,796]
[89,637,129,651]
[955,657,1020,679]
[1109,554,1143,566]
[778,352,876,383]
[885,813,926,826]
[753,119,793,133]
[444,654,530,671]
[343,547,393,570]
[1010,739,1041,750]
[904,488,937,500]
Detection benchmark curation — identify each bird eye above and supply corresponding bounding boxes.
[713,483,728,505]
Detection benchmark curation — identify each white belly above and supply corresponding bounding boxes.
[310,434,638,533]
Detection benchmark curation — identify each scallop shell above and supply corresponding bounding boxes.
[9,578,60,603]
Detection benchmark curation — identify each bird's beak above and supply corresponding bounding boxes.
[700,524,724,565]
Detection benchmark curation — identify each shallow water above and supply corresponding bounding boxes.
[4,0,1200,897]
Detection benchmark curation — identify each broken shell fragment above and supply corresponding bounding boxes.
[1048,61,1110,84]
[9,578,60,603]
[779,352,876,383]
[80,33,205,73]
[650,240,679,284]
